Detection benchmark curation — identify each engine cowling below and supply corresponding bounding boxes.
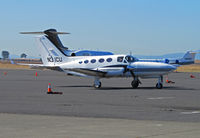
[175,60,179,64]
[164,59,169,64]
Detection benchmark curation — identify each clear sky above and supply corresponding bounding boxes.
[0,0,200,57]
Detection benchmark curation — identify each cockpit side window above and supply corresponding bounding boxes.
[117,56,124,62]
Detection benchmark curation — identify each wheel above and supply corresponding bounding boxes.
[131,80,139,88]
[94,82,101,89]
[156,83,163,89]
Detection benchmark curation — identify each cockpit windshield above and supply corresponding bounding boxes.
[125,55,136,63]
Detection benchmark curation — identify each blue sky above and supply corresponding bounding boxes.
[0,0,200,57]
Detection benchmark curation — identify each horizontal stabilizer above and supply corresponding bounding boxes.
[20,29,69,57]
[20,31,70,35]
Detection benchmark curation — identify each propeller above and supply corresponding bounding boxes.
[123,64,135,78]
[123,54,135,76]
[126,65,135,76]
[123,55,141,84]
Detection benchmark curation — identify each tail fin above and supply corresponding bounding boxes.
[21,29,70,66]
[36,35,67,66]
[180,51,196,64]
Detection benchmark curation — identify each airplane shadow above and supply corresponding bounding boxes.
[98,86,196,91]
[57,85,92,88]
[57,85,196,91]
[96,87,137,90]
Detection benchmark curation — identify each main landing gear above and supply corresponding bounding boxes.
[156,76,163,89]
[93,76,164,89]
[131,77,141,89]
[131,76,163,89]
[94,78,101,89]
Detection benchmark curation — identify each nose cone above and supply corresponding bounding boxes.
[165,64,177,71]
[158,63,177,72]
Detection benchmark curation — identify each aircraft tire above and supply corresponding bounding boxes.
[94,82,101,89]
[131,80,139,88]
[156,83,163,89]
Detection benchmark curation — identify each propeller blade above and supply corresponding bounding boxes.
[126,65,134,70]
[130,70,135,77]
[123,65,135,77]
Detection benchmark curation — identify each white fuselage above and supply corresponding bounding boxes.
[58,55,176,78]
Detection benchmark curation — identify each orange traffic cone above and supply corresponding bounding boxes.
[47,83,63,95]
[166,76,169,83]
[47,83,53,94]
[165,76,175,84]
[190,74,195,78]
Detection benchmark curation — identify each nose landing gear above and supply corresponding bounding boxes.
[94,78,101,89]
[156,76,163,89]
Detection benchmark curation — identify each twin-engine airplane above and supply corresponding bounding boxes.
[20,29,176,89]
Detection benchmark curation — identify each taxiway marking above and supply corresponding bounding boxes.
[181,111,200,115]
[147,97,175,100]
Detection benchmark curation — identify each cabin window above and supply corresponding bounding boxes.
[91,59,96,63]
[106,58,112,62]
[117,56,124,62]
[84,60,89,64]
[79,61,83,64]
[99,58,104,63]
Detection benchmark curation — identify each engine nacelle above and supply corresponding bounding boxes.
[164,59,169,64]
[175,60,179,64]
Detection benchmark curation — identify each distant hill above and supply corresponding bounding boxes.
[5,52,200,60]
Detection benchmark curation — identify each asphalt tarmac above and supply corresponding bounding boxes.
[0,69,200,122]
[0,69,200,137]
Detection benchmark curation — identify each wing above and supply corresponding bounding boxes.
[67,68,107,77]
[16,61,107,77]
[17,63,106,77]
[15,63,64,72]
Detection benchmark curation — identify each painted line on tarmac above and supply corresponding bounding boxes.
[180,111,200,115]
[147,97,175,100]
